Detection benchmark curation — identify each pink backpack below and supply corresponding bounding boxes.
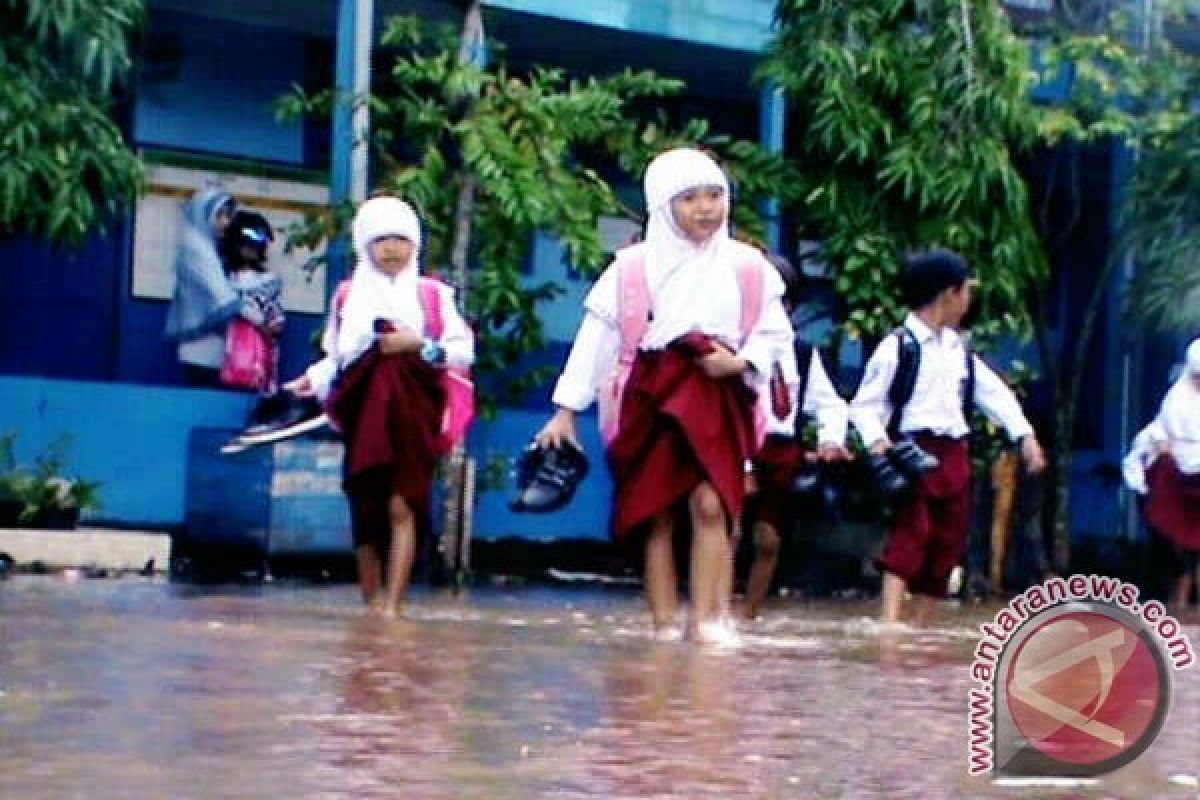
[597,245,766,447]
[418,277,476,455]
[220,318,277,393]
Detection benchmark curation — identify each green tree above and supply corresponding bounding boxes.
[0,0,144,243]
[1123,111,1200,332]
[763,0,1200,569]
[1022,0,1197,563]
[758,0,1046,353]
[279,14,801,404]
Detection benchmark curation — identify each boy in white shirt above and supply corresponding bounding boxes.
[850,250,1045,626]
[742,254,850,620]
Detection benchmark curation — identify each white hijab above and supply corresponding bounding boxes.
[587,147,739,330]
[643,147,731,277]
[1155,338,1200,473]
[336,196,425,365]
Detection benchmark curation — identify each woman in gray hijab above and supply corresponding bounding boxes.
[164,188,239,386]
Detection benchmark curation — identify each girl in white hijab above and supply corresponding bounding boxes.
[330,195,474,616]
[1126,338,1200,608]
[538,148,793,644]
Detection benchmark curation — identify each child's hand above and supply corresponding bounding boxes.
[283,375,314,397]
[697,344,747,379]
[1020,435,1047,474]
[816,443,851,462]
[536,408,581,451]
[378,326,423,355]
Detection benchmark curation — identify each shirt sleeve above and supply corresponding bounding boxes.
[305,356,338,405]
[550,310,620,412]
[849,334,900,448]
[237,293,267,327]
[736,263,793,390]
[972,356,1034,442]
[437,284,475,368]
[803,352,849,446]
[334,286,376,368]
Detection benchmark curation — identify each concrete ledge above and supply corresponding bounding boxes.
[0,527,171,571]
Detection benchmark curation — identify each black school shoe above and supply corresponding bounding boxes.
[235,397,328,446]
[888,438,939,478]
[867,451,911,497]
[510,441,590,513]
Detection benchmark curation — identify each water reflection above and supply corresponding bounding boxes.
[0,579,1196,799]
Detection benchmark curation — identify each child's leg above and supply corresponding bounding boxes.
[744,520,782,620]
[1170,573,1193,610]
[880,572,908,624]
[644,512,679,630]
[1170,549,1196,610]
[687,482,730,635]
[381,494,417,616]
[355,544,383,606]
[715,521,739,621]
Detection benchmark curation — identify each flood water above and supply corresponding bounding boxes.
[0,576,1196,799]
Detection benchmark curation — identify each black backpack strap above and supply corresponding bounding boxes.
[886,327,920,438]
[794,341,814,409]
[962,343,976,430]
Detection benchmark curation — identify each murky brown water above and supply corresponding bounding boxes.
[0,577,1196,799]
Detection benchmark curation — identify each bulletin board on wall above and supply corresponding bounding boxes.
[131,163,330,314]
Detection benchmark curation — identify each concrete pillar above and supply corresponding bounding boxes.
[330,0,373,283]
[758,83,786,253]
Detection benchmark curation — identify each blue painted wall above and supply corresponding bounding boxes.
[0,377,256,528]
[0,9,326,387]
[0,221,326,388]
[134,11,308,165]
[484,0,775,52]
[0,376,612,538]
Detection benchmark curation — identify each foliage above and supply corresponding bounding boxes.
[278,14,801,404]
[1025,0,1198,333]
[0,0,145,243]
[759,0,1046,347]
[0,432,101,525]
[1012,0,1199,557]
[1121,112,1200,332]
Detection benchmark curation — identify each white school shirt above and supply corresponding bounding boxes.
[551,242,794,412]
[765,344,849,446]
[849,314,1033,447]
[335,269,474,370]
[1147,379,1200,474]
[1123,421,1165,494]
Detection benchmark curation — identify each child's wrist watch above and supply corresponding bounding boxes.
[420,337,446,364]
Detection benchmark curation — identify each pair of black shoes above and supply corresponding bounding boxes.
[867,438,939,497]
[510,441,590,513]
[220,395,329,455]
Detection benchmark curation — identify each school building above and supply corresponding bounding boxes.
[0,0,1190,548]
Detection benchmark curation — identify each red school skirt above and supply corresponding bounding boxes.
[605,342,758,540]
[1145,454,1200,551]
[328,349,445,549]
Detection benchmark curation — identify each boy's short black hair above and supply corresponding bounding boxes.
[901,249,970,308]
[766,252,801,309]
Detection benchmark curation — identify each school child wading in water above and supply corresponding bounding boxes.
[329,196,474,615]
[1124,338,1200,610]
[741,254,850,620]
[537,148,793,642]
[850,250,1045,627]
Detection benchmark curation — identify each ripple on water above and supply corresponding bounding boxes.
[0,577,1197,800]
